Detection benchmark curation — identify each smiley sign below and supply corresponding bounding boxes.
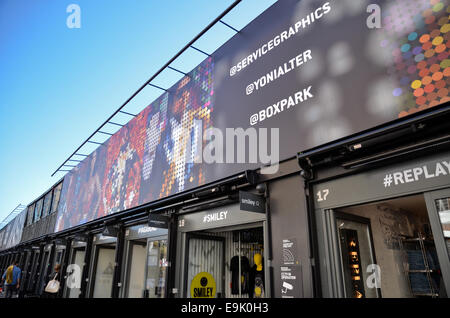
[190,272,216,298]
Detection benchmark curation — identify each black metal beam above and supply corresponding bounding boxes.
[167,65,188,76]
[148,83,168,92]
[97,131,114,136]
[74,154,89,157]
[190,45,211,57]
[107,121,124,127]
[87,141,103,145]
[119,110,137,117]
[220,20,240,33]
[51,0,242,177]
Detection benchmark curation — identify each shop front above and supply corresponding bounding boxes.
[36,243,54,295]
[312,151,450,298]
[64,238,87,298]
[175,202,269,298]
[120,223,168,298]
[87,233,117,298]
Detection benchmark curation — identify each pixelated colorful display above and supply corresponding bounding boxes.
[55,58,214,231]
[54,0,449,232]
[380,0,450,117]
[0,210,27,251]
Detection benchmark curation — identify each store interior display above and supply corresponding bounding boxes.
[249,253,265,298]
[399,234,441,297]
[337,194,446,298]
[186,226,265,298]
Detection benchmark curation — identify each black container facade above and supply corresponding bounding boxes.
[0,0,449,299]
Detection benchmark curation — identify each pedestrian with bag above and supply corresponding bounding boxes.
[42,264,61,299]
[1,261,21,298]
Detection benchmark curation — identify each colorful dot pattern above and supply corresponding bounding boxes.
[55,57,215,232]
[381,0,450,118]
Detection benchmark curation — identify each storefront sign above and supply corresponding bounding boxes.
[148,213,170,229]
[280,265,302,298]
[314,152,450,210]
[190,272,216,298]
[54,238,67,246]
[73,235,87,243]
[239,191,265,214]
[382,160,450,189]
[125,224,168,240]
[178,204,266,232]
[282,238,298,266]
[102,225,118,237]
[203,210,228,223]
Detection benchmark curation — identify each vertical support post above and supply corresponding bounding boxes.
[264,182,274,298]
[111,225,125,298]
[79,234,93,298]
[59,238,73,298]
[166,212,178,298]
[33,244,45,295]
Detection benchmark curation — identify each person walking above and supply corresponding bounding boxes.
[42,264,61,299]
[1,261,21,298]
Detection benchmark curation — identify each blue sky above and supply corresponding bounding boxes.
[0,0,277,221]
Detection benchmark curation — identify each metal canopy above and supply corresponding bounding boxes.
[0,204,26,231]
[51,0,243,177]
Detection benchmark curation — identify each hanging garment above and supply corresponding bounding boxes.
[249,265,265,298]
[230,255,250,295]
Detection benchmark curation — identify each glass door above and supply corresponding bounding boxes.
[67,248,85,298]
[125,241,146,298]
[335,212,380,298]
[27,251,40,292]
[91,246,116,298]
[425,188,450,297]
[37,251,51,295]
[144,237,168,298]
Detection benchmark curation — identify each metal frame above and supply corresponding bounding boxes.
[51,0,243,177]
[111,225,125,298]
[88,244,116,298]
[122,239,147,298]
[334,211,381,298]
[79,234,93,298]
[64,244,86,298]
[310,159,450,298]
[424,188,450,297]
[121,234,169,298]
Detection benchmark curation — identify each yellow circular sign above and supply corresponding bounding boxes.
[190,272,216,298]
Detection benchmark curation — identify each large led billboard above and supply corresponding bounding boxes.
[0,210,27,251]
[55,0,449,232]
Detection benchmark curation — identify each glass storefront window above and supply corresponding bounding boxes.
[51,182,62,214]
[332,195,444,298]
[34,199,43,223]
[146,239,168,298]
[126,242,146,298]
[68,249,85,298]
[26,204,35,226]
[435,197,450,258]
[92,247,115,298]
[42,191,53,218]
[336,216,377,298]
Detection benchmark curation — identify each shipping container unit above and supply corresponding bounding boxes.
[300,106,450,298]
[0,0,449,299]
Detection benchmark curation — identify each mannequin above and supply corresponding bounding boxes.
[249,253,265,298]
[254,253,263,271]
